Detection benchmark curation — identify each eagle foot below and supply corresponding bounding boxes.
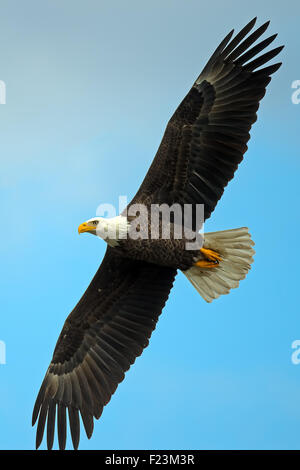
[195,248,222,268]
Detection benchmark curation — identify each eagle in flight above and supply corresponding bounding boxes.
[32,18,283,450]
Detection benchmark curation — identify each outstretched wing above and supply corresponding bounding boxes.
[32,248,176,450]
[130,18,283,221]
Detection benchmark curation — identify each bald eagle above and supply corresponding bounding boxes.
[32,18,283,450]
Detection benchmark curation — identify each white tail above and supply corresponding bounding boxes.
[183,227,255,303]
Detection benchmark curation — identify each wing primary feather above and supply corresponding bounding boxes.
[32,375,48,426]
[234,34,278,66]
[46,401,56,451]
[68,406,80,450]
[57,404,67,451]
[53,375,65,403]
[252,62,282,76]
[243,46,284,71]
[80,405,94,439]
[36,399,49,450]
[75,367,94,414]
[225,21,271,62]
[69,372,82,409]
[62,373,72,406]
[221,17,257,57]
[198,29,234,80]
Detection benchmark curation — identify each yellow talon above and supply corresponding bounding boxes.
[195,260,218,268]
[195,248,222,268]
[200,248,222,262]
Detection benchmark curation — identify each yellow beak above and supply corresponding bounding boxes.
[78,222,95,234]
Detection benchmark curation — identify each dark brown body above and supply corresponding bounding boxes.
[112,210,203,271]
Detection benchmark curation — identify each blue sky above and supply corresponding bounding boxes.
[0,0,300,450]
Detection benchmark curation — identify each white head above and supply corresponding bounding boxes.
[78,216,129,247]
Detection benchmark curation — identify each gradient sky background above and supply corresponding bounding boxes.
[0,0,299,450]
